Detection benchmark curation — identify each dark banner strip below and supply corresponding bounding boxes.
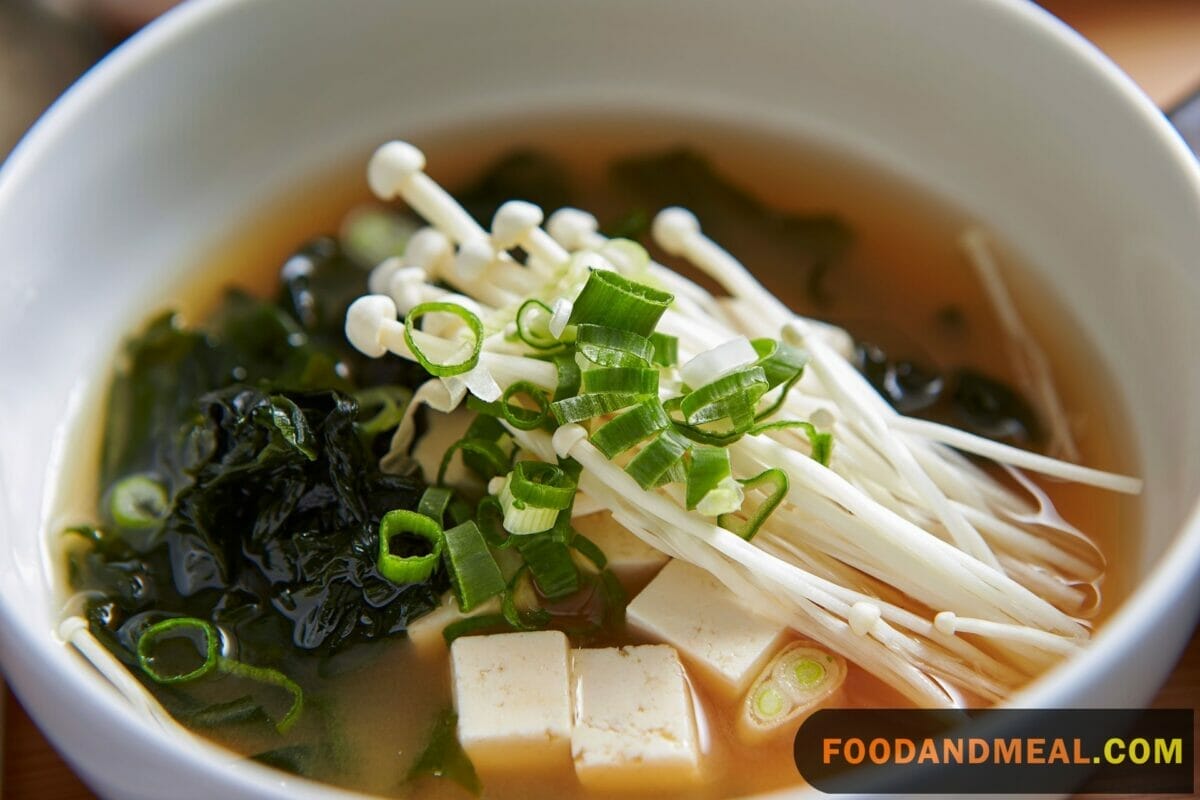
[794,708,1193,794]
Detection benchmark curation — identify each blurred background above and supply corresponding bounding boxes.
[0,0,1198,797]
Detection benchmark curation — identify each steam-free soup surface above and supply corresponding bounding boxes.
[58,115,1137,799]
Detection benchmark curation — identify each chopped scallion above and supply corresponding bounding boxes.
[443,521,506,612]
[403,301,484,377]
[567,270,673,337]
[589,398,672,458]
[378,509,445,584]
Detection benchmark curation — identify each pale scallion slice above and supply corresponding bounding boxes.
[109,474,169,530]
[378,509,445,583]
[514,299,563,350]
[507,461,576,511]
[418,486,454,523]
[567,269,673,336]
[403,301,484,377]
[685,446,733,510]
[737,642,846,744]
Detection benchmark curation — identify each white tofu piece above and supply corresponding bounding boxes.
[450,630,573,770]
[571,645,701,791]
[627,559,787,698]
[571,511,668,588]
[407,592,501,659]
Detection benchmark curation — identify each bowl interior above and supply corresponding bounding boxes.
[1,0,1199,798]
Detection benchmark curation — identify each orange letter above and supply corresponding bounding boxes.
[823,738,842,765]
[844,738,865,765]
[995,738,1020,764]
[1027,738,1046,765]
[895,738,916,765]
[969,738,989,764]
[1048,738,1069,765]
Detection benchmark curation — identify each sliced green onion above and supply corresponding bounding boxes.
[568,270,673,337]
[438,437,511,485]
[590,399,671,458]
[550,392,644,424]
[514,299,563,350]
[552,353,581,401]
[137,617,304,734]
[514,529,580,600]
[686,446,733,510]
[443,521,506,612]
[501,567,552,631]
[571,533,608,570]
[719,468,789,541]
[110,474,169,530]
[354,385,411,438]
[498,381,551,431]
[403,301,484,377]
[751,338,810,389]
[576,324,655,367]
[681,367,769,425]
[218,658,305,733]
[498,477,560,535]
[507,461,576,510]
[625,430,690,489]
[136,617,219,684]
[750,420,834,466]
[378,509,445,584]
[418,487,453,524]
[475,495,511,548]
[580,366,660,396]
[649,332,679,367]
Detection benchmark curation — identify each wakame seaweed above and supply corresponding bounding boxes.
[72,237,443,674]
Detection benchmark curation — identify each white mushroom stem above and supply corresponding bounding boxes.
[934,611,1083,655]
[960,227,1080,462]
[653,207,1000,569]
[492,201,570,274]
[368,142,487,245]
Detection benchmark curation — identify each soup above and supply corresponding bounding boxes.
[56,118,1140,799]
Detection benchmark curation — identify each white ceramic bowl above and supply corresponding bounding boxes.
[2,1,1199,798]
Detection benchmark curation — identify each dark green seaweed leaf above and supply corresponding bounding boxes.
[408,708,481,796]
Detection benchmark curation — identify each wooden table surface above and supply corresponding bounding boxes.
[3,1,1200,798]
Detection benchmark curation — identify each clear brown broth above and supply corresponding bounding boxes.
[68,115,1140,799]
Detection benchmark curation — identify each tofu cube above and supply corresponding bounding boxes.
[407,591,501,659]
[627,559,787,698]
[450,630,573,770]
[571,645,701,791]
[571,511,668,588]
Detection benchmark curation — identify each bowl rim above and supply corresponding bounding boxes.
[1,0,1199,798]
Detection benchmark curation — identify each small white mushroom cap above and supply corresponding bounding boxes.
[367,141,426,200]
[546,207,599,250]
[652,207,701,257]
[491,201,545,250]
[405,227,453,274]
[848,602,882,636]
[368,256,406,295]
[345,294,399,358]
[933,611,958,636]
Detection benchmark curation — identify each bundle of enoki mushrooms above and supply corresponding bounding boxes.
[346,141,1142,707]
